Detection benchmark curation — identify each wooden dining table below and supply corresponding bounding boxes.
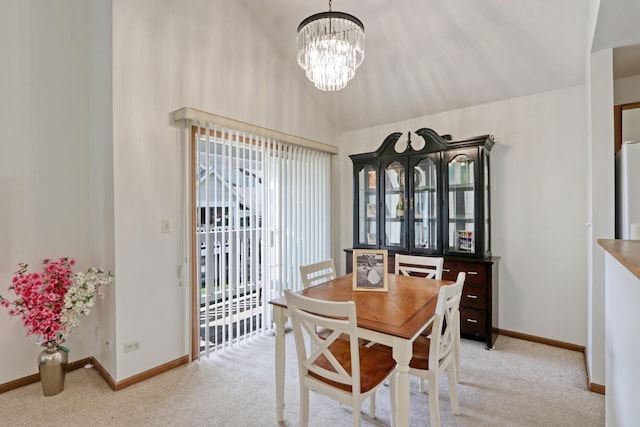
[268,273,453,427]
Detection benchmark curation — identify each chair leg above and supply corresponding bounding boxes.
[447,366,460,415]
[389,375,397,427]
[455,321,461,383]
[300,387,310,427]
[352,399,361,427]
[369,391,376,418]
[428,374,441,427]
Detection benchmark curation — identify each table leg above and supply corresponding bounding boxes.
[393,339,412,427]
[274,306,286,423]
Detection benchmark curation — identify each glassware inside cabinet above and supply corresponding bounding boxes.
[384,161,405,248]
[448,154,475,253]
[357,165,377,246]
[413,157,439,251]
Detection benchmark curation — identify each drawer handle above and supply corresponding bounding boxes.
[443,269,451,272]
[466,319,478,323]
[467,271,478,275]
[466,295,478,299]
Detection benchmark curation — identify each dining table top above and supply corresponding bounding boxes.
[269,273,454,340]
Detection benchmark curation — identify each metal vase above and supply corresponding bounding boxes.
[37,344,68,396]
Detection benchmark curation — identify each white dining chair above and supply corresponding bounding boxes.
[395,254,463,388]
[298,259,339,341]
[371,272,465,427]
[395,254,444,279]
[299,259,336,288]
[284,290,397,427]
[409,272,465,426]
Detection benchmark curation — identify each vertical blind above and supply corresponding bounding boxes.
[191,121,331,356]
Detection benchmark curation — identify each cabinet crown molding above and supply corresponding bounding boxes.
[349,128,495,161]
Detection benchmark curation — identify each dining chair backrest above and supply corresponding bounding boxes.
[400,271,465,427]
[395,254,444,280]
[366,271,466,426]
[299,259,336,288]
[430,272,465,370]
[285,289,397,426]
[285,289,360,391]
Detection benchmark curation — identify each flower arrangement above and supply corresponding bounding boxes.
[0,257,113,346]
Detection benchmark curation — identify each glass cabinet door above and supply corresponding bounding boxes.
[383,160,406,248]
[447,153,475,254]
[483,152,490,255]
[356,164,378,246]
[411,156,439,252]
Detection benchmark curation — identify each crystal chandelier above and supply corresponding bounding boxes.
[297,0,365,91]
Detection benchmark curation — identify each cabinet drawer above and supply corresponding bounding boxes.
[442,261,459,281]
[458,262,487,285]
[461,284,486,310]
[460,307,486,338]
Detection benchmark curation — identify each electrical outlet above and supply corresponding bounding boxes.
[105,340,111,350]
[161,218,171,233]
[124,341,140,353]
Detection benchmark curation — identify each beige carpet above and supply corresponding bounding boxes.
[1,333,604,426]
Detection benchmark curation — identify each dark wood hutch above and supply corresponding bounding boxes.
[345,128,499,348]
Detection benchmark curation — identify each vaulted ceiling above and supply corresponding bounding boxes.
[242,0,640,132]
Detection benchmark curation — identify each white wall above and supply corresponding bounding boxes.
[622,109,640,142]
[615,74,640,145]
[0,0,337,386]
[586,49,614,387]
[336,86,589,345]
[0,0,107,383]
[111,0,338,380]
[604,251,640,426]
[587,0,640,391]
[614,74,640,105]
[88,0,115,376]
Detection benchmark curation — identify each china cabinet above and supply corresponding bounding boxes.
[347,128,499,348]
[351,128,494,257]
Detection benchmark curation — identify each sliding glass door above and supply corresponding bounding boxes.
[191,123,330,356]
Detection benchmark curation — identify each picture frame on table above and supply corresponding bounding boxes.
[353,249,388,292]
